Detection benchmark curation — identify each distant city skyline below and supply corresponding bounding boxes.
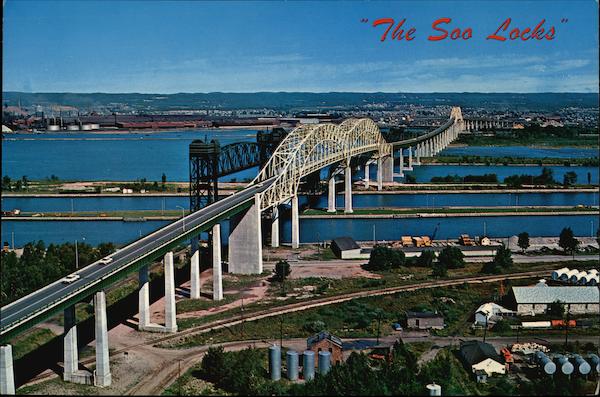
[3,0,599,93]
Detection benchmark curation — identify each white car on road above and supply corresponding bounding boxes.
[98,257,113,265]
[61,274,81,284]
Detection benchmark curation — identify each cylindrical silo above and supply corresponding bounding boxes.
[555,354,574,375]
[570,271,587,284]
[587,354,600,373]
[67,124,80,131]
[269,345,281,381]
[303,350,315,381]
[588,275,599,286]
[318,351,331,375]
[572,354,591,375]
[426,383,442,396]
[561,269,578,282]
[552,267,569,280]
[47,125,60,131]
[536,352,556,375]
[286,350,299,381]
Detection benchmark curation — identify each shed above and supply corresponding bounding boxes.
[405,311,445,330]
[459,340,506,378]
[331,237,361,259]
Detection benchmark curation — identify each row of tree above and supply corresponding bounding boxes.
[0,240,115,306]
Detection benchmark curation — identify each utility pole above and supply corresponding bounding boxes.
[280,316,284,348]
[372,224,376,246]
[483,315,488,343]
[240,294,245,339]
[376,312,382,345]
[564,304,571,349]
[11,231,14,250]
[75,239,79,269]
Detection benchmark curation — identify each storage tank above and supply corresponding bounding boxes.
[587,269,598,276]
[551,267,569,280]
[66,124,80,131]
[303,350,315,381]
[560,269,578,282]
[47,125,60,131]
[426,383,442,396]
[81,124,93,131]
[269,345,281,381]
[90,123,100,130]
[570,271,587,284]
[587,354,600,373]
[318,351,331,375]
[555,354,574,375]
[587,275,599,286]
[572,354,591,375]
[286,350,299,381]
[535,352,556,375]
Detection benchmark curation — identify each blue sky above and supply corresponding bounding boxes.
[3,0,598,93]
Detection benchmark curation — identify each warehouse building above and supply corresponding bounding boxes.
[509,280,600,316]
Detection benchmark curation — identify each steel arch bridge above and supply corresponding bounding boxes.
[253,118,392,209]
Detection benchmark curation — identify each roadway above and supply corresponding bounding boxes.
[0,178,275,338]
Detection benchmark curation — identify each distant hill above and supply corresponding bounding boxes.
[2,91,598,112]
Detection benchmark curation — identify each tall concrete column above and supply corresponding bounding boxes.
[414,144,421,166]
[291,194,300,248]
[398,149,404,177]
[327,176,336,212]
[344,162,353,214]
[190,247,200,299]
[94,291,111,387]
[407,147,413,169]
[138,265,151,330]
[228,194,263,274]
[0,345,15,395]
[364,163,370,188]
[212,223,223,301]
[63,306,79,381]
[271,206,280,248]
[163,252,178,333]
[376,157,383,191]
[382,156,394,182]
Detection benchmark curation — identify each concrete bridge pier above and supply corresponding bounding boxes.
[212,223,223,301]
[363,163,370,188]
[327,176,336,212]
[376,157,383,191]
[63,305,92,384]
[0,344,15,395]
[190,243,201,299]
[344,161,353,214]
[228,194,263,273]
[94,291,111,387]
[397,149,404,177]
[414,144,421,166]
[138,265,150,330]
[407,147,413,170]
[382,156,394,183]
[291,194,300,248]
[138,253,177,333]
[271,206,280,248]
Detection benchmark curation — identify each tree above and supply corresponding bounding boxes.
[273,260,291,282]
[437,246,465,269]
[492,319,512,334]
[161,173,167,191]
[200,346,229,384]
[547,300,565,317]
[482,244,512,274]
[2,175,11,191]
[432,261,447,277]
[559,227,580,257]
[562,171,577,186]
[415,250,436,268]
[405,174,416,183]
[517,232,530,253]
[366,245,405,271]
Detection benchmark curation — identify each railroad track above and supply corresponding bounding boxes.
[24,269,548,387]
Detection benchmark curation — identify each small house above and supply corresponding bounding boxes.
[405,311,445,330]
[307,331,343,366]
[474,302,516,327]
[459,340,506,381]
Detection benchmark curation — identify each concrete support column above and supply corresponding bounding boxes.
[376,157,383,191]
[291,195,300,248]
[344,162,353,214]
[138,265,151,331]
[364,163,370,188]
[0,345,15,395]
[94,291,111,387]
[212,223,223,301]
[163,252,178,333]
[63,306,79,381]
[414,144,421,166]
[407,147,413,169]
[398,149,404,177]
[271,206,280,248]
[382,156,394,182]
[228,194,263,274]
[190,247,200,299]
[327,176,336,212]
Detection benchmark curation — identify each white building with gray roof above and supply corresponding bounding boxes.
[510,279,599,316]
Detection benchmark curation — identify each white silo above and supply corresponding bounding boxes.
[555,354,574,375]
[588,274,599,286]
[552,267,569,281]
[426,383,442,396]
[570,271,587,284]
[572,354,591,375]
[561,269,578,282]
[536,352,556,375]
[588,354,600,373]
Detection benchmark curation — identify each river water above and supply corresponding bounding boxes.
[2,131,598,183]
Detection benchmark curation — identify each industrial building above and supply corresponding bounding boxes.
[330,237,364,259]
[509,279,600,316]
[473,302,516,327]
